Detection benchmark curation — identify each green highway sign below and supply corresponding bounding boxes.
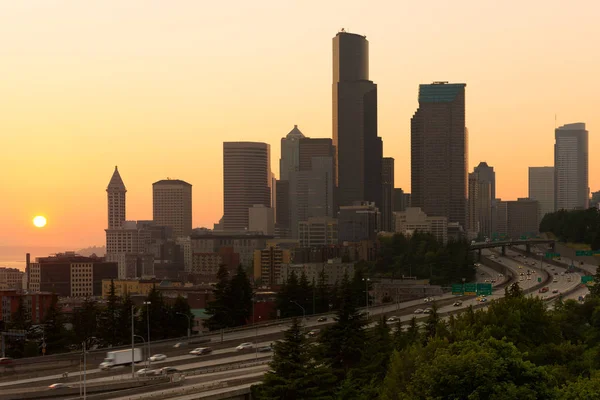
[581,276,594,285]
[477,283,493,296]
[538,277,542,283]
[545,252,560,258]
[576,250,600,257]
[464,283,477,296]
[452,284,464,295]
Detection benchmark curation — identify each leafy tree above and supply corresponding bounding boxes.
[556,372,600,400]
[252,318,336,400]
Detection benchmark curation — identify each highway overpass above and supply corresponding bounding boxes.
[470,238,555,258]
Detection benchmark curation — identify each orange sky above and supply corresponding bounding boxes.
[1,0,598,248]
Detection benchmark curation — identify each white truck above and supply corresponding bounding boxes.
[99,349,142,370]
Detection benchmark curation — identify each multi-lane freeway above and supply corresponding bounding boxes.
[0,248,592,399]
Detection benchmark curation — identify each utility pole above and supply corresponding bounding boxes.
[131,305,135,379]
[83,341,87,400]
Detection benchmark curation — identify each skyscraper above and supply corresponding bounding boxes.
[555,123,589,211]
[280,125,305,181]
[332,30,382,210]
[381,158,395,232]
[468,171,492,239]
[289,138,335,238]
[152,179,193,238]
[107,166,126,229]
[473,162,495,202]
[528,166,555,220]
[223,142,271,231]
[411,82,468,231]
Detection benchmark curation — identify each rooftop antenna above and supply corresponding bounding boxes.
[340,28,345,33]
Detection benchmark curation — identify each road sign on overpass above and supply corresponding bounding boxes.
[477,283,493,296]
[452,284,464,295]
[581,276,595,286]
[464,283,477,295]
[545,252,561,258]
[576,250,600,257]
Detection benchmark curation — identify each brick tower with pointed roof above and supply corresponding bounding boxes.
[107,166,126,229]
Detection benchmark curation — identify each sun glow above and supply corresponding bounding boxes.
[33,216,47,228]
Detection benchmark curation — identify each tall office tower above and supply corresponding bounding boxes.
[528,166,555,220]
[332,30,382,210]
[152,179,193,239]
[280,125,305,181]
[289,138,335,238]
[555,123,589,211]
[275,180,290,237]
[411,82,468,231]
[468,171,492,239]
[393,188,411,212]
[223,142,271,231]
[507,199,540,239]
[107,166,126,229]
[381,158,395,231]
[473,162,495,202]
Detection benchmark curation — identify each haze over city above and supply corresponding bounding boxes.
[1,0,599,249]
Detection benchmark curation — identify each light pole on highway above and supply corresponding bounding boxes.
[132,335,146,368]
[143,301,151,364]
[83,341,86,400]
[362,278,370,317]
[131,305,135,379]
[175,312,193,339]
[290,300,305,327]
[255,315,261,360]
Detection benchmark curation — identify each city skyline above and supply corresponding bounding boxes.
[2,1,599,248]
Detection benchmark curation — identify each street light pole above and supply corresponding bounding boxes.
[83,341,87,400]
[131,305,135,379]
[362,278,370,317]
[290,300,305,329]
[143,301,151,366]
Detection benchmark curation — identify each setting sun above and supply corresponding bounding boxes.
[33,216,47,228]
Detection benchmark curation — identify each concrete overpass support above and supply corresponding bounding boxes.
[526,244,531,254]
[501,245,506,256]
[478,249,482,262]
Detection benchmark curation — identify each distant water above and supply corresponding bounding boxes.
[0,246,72,271]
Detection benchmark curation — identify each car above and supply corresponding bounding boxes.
[159,367,181,375]
[423,297,433,303]
[527,276,531,280]
[484,279,490,283]
[479,298,488,303]
[453,301,462,307]
[480,272,486,276]
[387,316,399,322]
[423,308,433,314]
[236,342,254,351]
[149,354,167,362]
[307,329,320,337]
[190,347,212,355]
[332,316,339,322]
[552,289,559,294]
[173,342,188,348]
[554,272,559,276]
[519,277,524,281]
[48,383,71,390]
[137,368,158,376]
[258,345,273,353]
[317,317,327,322]
[553,278,558,283]
[413,309,424,314]
[0,357,13,365]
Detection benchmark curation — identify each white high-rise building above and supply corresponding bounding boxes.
[248,204,275,235]
[555,123,589,211]
[153,179,193,239]
[529,167,555,220]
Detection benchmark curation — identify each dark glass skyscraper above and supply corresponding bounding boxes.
[411,82,468,230]
[332,30,382,210]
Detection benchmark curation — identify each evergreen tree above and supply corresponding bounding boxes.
[229,265,253,326]
[9,297,30,330]
[138,286,168,340]
[318,272,367,379]
[98,279,121,346]
[252,318,335,400]
[205,265,233,330]
[299,271,311,314]
[72,298,99,348]
[117,294,135,345]
[170,295,193,337]
[42,294,69,354]
[315,267,330,314]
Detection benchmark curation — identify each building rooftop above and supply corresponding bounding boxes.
[285,125,305,139]
[107,166,126,191]
[557,122,586,130]
[419,83,466,103]
[153,179,192,186]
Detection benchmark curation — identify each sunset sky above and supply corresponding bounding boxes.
[1,0,598,248]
